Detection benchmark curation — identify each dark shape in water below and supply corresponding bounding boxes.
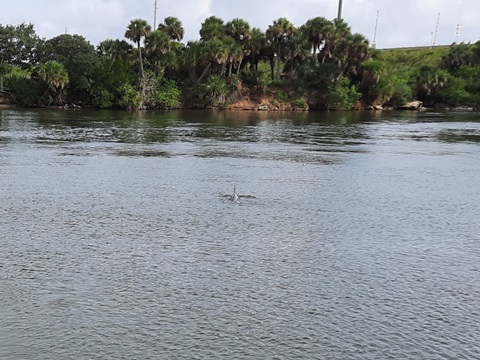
[229,186,240,203]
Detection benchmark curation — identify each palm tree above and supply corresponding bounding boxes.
[199,39,229,80]
[344,33,370,78]
[36,60,69,105]
[158,16,184,42]
[283,28,310,76]
[125,19,151,79]
[224,38,244,77]
[225,18,251,42]
[266,17,296,80]
[415,65,449,99]
[199,16,226,41]
[145,30,171,75]
[441,43,476,71]
[97,39,133,65]
[245,27,265,71]
[182,41,204,81]
[302,17,333,59]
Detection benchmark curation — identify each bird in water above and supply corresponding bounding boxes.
[229,186,240,203]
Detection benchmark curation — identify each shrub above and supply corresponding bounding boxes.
[156,79,181,109]
[93,89,114,109]
[199,75,228,106]
[328,78,361,110]
[117,84,142,110]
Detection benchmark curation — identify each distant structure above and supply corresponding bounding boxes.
[153,0,158,29]
[432,12,440,46]
[372,10,379,49]
[337,0,343,20]
[455,24,461,43]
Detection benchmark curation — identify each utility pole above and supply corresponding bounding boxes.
[372,10,379,49]
[153,0,158,29]
[432,12,440,46]
[337,0,343,20]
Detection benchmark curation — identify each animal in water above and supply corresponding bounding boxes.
[229,186,240,203]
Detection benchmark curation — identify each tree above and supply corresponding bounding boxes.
[35,61,69,105]
[441,43,477,71]
[244,27,265,71]
[415,65,449,100]
[181,41,204,81]
[199,39,229,80]
[158,16,184,42]
[94,39,135,108]
[125,19,151,79]
[145,30,171,75]
[199,75,228,106]
[225,18,251,75]
[0,23,44,92]
[283,27,310,76]
[225,18,251,42]
[97,39,133,64]
[266,18,296,80]
[358,59,394,105]
[199,16,226,41]
[302,17,333,58]
[44,34,100,103]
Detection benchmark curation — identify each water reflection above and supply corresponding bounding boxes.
[437,128,480,143]
[2,108,480,150]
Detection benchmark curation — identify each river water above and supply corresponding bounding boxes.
[1,109,479,359]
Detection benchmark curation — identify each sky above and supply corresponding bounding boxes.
[1,0,479,49]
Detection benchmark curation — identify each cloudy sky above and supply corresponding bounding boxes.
[2,0,479,49]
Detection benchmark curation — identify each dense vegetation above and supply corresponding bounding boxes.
[0,18,479,110]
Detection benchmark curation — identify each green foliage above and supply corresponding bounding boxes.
[414,65,449,100]
[441,43,479,71]
[94,89,115,109]
[4,68,42,106]
[36,61,69,89]
[240,70,266,87]
[199,75,228,106]
[0,23,44,67]
[293,98,307,109]
[453,65,480,93]
[359,59,392,104]
[156,79,181,108]
[117,84,142,109]
[433,77,470,106]
[200,16,226,41]
[389,81,414,106]
[328,78,361,110]
[3,17,480,109]
[274,89,289,102]
[44,34,100,103]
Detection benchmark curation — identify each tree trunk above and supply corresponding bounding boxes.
[269,55,275,81]
[138,41,145,79]
[276,48,282,80]
[198,63,212,82]
[236,59,242,75]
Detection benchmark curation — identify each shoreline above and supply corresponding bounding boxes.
[0,102,477,113]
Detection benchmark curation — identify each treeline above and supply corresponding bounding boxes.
[0,18,479,110]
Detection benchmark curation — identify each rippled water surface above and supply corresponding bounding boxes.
[1,109,480,359]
